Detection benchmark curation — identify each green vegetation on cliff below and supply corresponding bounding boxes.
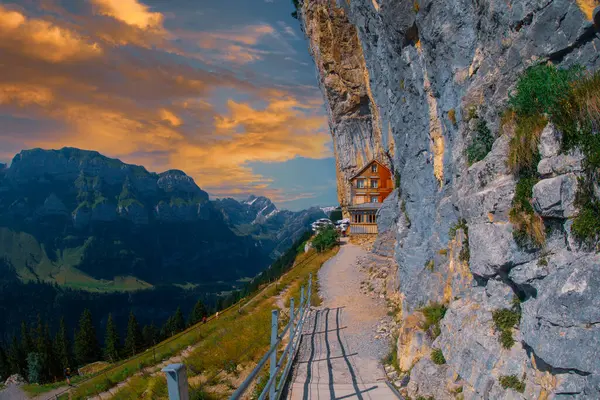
[431,348,446,365]
[421,303,447,339]
[505,64,600,247]
[492,298,521,349]
[499,375,526,393]
[466,120,494,165]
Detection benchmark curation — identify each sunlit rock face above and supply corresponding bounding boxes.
[302,2,395,216]
[301,0,600,398]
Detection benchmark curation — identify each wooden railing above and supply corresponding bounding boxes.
[349,224,378,234]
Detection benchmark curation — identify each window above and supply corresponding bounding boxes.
[356,179,365,189]
[370,179,379,188]
[352,213,363,223]
[371,196,379,203]
[371,164,378,173]
[367,213,377,224]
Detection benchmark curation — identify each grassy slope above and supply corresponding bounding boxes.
[44,247,338,400]
[0,227,152,292]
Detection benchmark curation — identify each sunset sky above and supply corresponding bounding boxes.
[0,0,338,210]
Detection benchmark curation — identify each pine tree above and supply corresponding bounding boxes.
[172,307,185,334]
[104,314,120,363]
[124,311,142,357]
[0,342,9,381]
[42,323,57,382]
[54,317,72,370]
[142,323,157,348]
[8,335,23,376]
[20,321,33,357]
[34,315,44,354]
[33,315,51,382]
[188,300,207,326]
[74,309,100,366]
[19,321,32,378]
[160,316,173,339]
[27,353,42,384]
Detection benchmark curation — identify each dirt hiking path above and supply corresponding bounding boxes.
[287,239,398,399]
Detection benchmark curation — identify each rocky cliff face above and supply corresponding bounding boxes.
[302,3,395,214]
[301,1,600,398]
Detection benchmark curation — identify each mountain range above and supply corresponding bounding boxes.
[0,147,326,292]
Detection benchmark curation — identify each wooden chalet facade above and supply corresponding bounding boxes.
[348,160,393,235]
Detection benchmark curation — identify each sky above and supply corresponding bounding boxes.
[0,0,339,210]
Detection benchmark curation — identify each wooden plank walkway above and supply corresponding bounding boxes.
[287,309,397,399]
[286,240,399,400]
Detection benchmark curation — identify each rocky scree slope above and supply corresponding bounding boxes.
[0,148,316,286]
[300,1,600,399]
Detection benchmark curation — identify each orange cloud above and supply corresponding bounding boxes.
[201,24,275,47]
[0,5,102,63]
[159,109,182,127]
[91,0,163,30]
[5,86,329,197]
[0,84,53,107]
[0,2,330,200]
[191,24,290,65]
[30,104,181,157]
[170,94,330,193]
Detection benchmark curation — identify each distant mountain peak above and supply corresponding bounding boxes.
[243,194,272,205]
[157,170,203,195]
[240,195,278,224]
[158,169,187,177]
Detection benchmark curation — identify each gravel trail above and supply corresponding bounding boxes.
[287,239,397,399]
[0,384,68,400]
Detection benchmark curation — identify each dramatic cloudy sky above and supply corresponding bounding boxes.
[0,0,338,210]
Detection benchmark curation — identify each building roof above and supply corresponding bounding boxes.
[349,159,391,181]
[348,203,382,211]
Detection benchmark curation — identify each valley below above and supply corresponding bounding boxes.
[0,148,326,340]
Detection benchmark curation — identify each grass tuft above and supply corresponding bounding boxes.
[425,259,435,272]
[506,64,600,246]
[506,113,547,175]
[499,329,516,349]
[421,303,447,339]
[509,177,546,248]
[449,219,470,263]
[572,176,600,244]
[466,120,494,165]
[383,333,400,372]
[492,300,521,349]
[401,200,412,227]
[449,219,468,240]
[499,375,526,393]
[492,308,520,331]
[431,348,446,365]
[508,64,580,118]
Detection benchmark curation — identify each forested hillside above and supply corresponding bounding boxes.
[0,148,326,376]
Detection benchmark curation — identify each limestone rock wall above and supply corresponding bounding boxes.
[301,0,600,398]
[302,1,395,215]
